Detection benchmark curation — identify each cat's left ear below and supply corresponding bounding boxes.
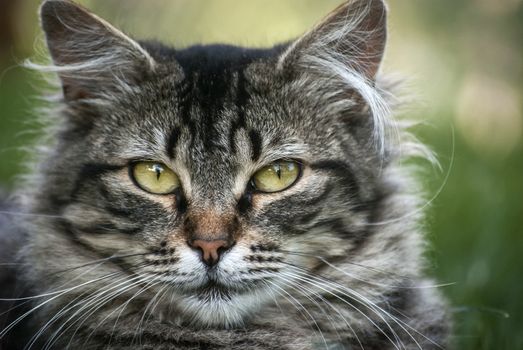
[278,0,387,80]
[39,0,156,101]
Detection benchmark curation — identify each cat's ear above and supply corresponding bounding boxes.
[278,0,387,80]
[39,0,156,101]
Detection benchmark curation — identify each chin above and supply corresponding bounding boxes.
[174,284,268,329]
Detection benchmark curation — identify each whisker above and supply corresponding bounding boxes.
[104,276,166,348]
[0,211,67,219]
[367,126,455,226]
[0,260,149,343]
[60,275,153,350]
[138,283,172,345]
[282,268,403,350]
[260,280,286,319]
[280,249,415,282]
[281,250,455,290]
[284,264,445,349]
[51,252,151,275]
[275,274,346,347]
[276,272,365,350]
[26,272,144,350]
[309,267,443,349]
[0,254,152,303]
[0,271,122,340]
[132,280,170,346]
[42,270,154,350]
[265,279,329,349]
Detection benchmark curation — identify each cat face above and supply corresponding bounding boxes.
[34,0,389,327]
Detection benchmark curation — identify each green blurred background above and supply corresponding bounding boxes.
[0,0,522,348]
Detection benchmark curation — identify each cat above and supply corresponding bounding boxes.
[0,0,451,348]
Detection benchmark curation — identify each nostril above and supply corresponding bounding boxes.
[189,241,204,254]
[217,245,228,256]
[188,239,233,267]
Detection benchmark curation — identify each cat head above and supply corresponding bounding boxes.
[27,0,404,327]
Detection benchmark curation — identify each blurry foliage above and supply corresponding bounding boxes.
[0,1,522,349]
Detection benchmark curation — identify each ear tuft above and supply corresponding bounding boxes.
[279,0,387,80]
[39,0,156,101]
[278,0,391,155]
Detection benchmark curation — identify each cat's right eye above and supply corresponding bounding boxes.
[130,162,180,195]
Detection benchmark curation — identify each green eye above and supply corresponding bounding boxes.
[251,160,301,193]
[131,162,180,194]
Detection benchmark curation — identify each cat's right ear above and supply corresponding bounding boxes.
[39,0,157,101]
[277,0,387,80]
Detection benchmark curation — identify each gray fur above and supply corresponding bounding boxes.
[0,0,450,349]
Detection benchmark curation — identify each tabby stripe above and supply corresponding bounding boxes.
[248,129,263,161]
[98,185,133,219]
[237,193,252,215]
[310,160,360,200]
[309,217,358,238]
[70,163,124,199]
[235,69,249,119]
[90,331,220,349]
[178,75,197,146]
[166,126,180,159]
[302,184,333,207]
[47,193,69,209]
[230,69,249,153]
[296,209,322,226]
[99,184,173,233]
[175,187,188,214]
[78,222,142,235]
[103,204,134,219]
[198,69,232,152]
[280,223,308,236]
[59,220,116,254]
[349,190,390,253]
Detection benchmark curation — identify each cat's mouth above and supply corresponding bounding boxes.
[171,278,260,328]
[163,269,273,326]
[183,273,257,301]
[195,280,233,300]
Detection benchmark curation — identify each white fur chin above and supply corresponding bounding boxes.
[172,289,268,328]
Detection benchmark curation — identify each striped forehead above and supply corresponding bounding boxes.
[161,46,270,199]
[119,44,307,166]
[171,70,255,165]
[174,69,248,156]
[165,46,282,161]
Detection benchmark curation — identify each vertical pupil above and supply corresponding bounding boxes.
[151,164,162,180]
[275,163,281,179]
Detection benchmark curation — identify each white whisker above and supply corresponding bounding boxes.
[283,268,403,349]
[277,271,366,349]
[0,271,122,340]
[265,279,329,349]
[284,265,444,349]
[27,273,141,350]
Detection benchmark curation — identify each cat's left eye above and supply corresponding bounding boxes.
[251,160,301,193]
[131,162,180,195]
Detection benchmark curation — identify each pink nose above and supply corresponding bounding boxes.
[189,239,230,267]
